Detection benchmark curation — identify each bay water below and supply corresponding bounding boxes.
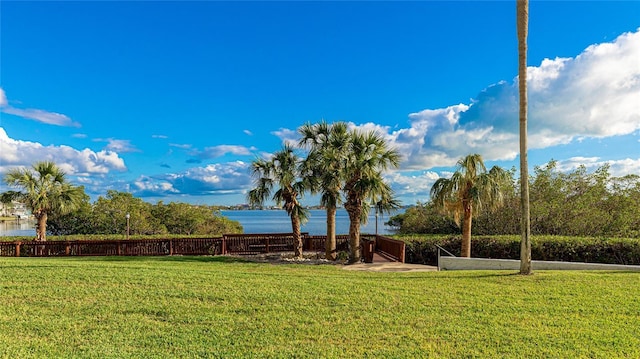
[0,209,399,237]
[221,209,399,235]
[0,219,36,236]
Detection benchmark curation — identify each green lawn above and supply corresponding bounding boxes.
[1,257,639,358]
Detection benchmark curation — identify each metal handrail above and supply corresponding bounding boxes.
[435,244,456,257]
[435,244,456,272]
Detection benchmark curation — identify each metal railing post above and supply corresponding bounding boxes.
[435,244,455,271]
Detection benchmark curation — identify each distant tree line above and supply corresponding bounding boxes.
[390,161,640,238]
[47,190,242,237]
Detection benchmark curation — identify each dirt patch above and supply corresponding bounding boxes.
[234,251,346,265]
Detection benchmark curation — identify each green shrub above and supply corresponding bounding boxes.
[0,234,223,242]
[396,235,640,266]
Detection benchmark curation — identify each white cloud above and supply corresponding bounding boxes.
[386,28,640,171]
[243,130,253,136]
[0,88,80,127]
[526,30,640,142]
[94,138,140,153]
[0,127,126,175]
[2,107,81,127]
[386,170,441,202]
[395,104,481,168]
[271,128,299,146]
[194,145,256,159]
[0,88,7,107]
[347,122,392,138]
[134,178,179,195]
[169,143,192,149]
[131,161,252,198]
[152,134,168,139]
[556,156,640,178]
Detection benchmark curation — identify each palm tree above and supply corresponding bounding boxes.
[430,154,510,257]
[517,0,532,274]
[2,161,84,241]
[298,121,350,260]
[343,130,400,263]
[247,144,310,259]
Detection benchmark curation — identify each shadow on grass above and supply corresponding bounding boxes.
[21,256,253,263]
[88,255,251,264]
[157,255,250,264]
[430,271,523,279]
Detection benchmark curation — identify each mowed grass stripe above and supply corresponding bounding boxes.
[1,256,639,358]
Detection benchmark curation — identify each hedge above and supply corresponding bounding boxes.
[0,234,223,242]
[397,235,640,266]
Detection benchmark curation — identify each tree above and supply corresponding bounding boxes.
[2,161,84,241]
[473,167,520,236]
[298,121,350,260]
[608,174,640,237]
[391,201,465,235]
[530,162,615,237]
[342,130,400,263]
[247,144,310,259]
[47,189,93,235]
[152,202,243,235]
[517,0,532,274]
[430,154,510,257]
[92,190,158,236]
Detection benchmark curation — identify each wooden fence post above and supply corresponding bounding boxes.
[65,242,71,256]
[169,239,174,256]
[15,242,21,257]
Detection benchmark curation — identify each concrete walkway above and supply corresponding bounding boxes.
[341,252,438,272]
[342,262,438,272]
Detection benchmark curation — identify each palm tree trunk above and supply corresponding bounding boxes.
[461,202,472,257]
[290,214,303,259]
[346,205,361,263]
[326,206,337,261]
[517,0,532,274]
[36,212,47,241]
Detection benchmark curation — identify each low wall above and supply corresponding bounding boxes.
[439,256,640,271]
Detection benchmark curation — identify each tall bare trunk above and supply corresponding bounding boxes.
[461,201,472,258]
[346,205,361,263]
[291,214,303,259]
[36,212,47,241]
[517,0,532,275]
[326,206,337,260]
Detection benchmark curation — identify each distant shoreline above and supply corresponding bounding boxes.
[0,217,33,221]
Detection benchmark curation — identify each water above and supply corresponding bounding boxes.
[221,209,399,235]
[0,219,36,236]
[0,209,400,236]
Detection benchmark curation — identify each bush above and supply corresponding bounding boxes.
[0,234,224,242]
[396,235,640,266]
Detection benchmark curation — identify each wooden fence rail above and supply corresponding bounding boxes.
[374,235,406,263]
[0,233,404,262]
[0,238,222,257]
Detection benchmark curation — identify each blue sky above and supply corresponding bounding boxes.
[1,1,639,206]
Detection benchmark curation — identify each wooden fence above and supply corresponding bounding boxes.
[373,235,406,263]
[0,233,404,262]
[0,238,220,257]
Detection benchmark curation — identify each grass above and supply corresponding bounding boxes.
[1,256,639,358]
